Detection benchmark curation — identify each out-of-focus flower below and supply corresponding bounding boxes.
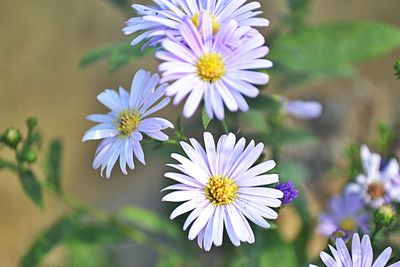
[123,0,269,48]
[82,70,173,178]
[275,180,298,205]
[162,132,282,251]
[156,14,272,120]
[375,204,397,227]
[347,145,400,208]
[318,192,369,238]
[310,233,400,267]
[282,99,322,119]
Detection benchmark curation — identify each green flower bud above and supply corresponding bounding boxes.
[22,148,37,164]
[3,128,22,148]
[375,204,396,227]
[26,117,38,130]
[394,58,400,79]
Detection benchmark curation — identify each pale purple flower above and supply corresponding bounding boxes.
[283,99,322,119]
[123,0,269,47]
[162,132,283,251]
[310,233,400,267]
[318,192,369,238]
[156,14,272,120]
[347,145,400,208]
[82,70,173,178]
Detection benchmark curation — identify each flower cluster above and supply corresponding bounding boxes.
[81,0,300,251]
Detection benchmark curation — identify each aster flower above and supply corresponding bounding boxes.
[310,233,400,267]
[283,99,323,119]
[275,180,298,205]
[156,14,272,120]
[318,192,369,238]
[82,70,173,178]
[347,145,400,208]
[123,0,269,47]
[162,132,283,251]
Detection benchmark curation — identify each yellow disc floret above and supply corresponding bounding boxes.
[339,217,356,232]
[196,53,225,83]
[191,12,220,34]
[116,110,140,137]
[205,175,238,206]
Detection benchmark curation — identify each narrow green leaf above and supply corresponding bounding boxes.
[202,108,212,129]
[79,45,114,67]
[0,159,18,172]
[271,21,400,72]
[45,140,62,192]
[19,213,83,267]
[18,169,43,208]
[248,95,282,113]
[119,207,182,241]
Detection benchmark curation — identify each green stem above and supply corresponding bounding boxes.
[371,224,382,242]
[221,119,229,134]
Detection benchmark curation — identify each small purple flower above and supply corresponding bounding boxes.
[310,233,400,267]
[283,99,322,119]
[275,181,298,205]
[347,145,400,208]
[156,14,272,120]
[123,0,270,48]
[318,192,369,237]
[82,70,173,178]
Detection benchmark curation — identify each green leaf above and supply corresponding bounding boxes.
[271,21,400,72]
[18,169,43,208]
[202,108,212,129]
[240,110,268,132]
[45,140,62,193]
[0,159,18,171]
[79,41,154,73]
[66,242,109,267]
[261,127,317,145]
[19,213,83,267]
[248,95,282,113]
[259,244,298,267]
[118,207,182,241]
[156,253,185,267]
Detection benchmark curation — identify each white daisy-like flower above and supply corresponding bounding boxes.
[162,132,283,251]
[310,233,400,267]
[82,70,173,178]
[156,13,272,120]
[123,0,269,47]
[347,145,400,208]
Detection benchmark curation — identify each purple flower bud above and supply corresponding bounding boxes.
[276,181,298,205]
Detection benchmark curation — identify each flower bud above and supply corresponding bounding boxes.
[22,148,37,164]
[26,117,38,130]
[276,180,298,206]
[375,204,396,227]
[3,128,22,148]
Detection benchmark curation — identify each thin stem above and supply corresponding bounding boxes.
[221,119,229,134]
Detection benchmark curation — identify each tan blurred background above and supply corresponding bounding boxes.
[0,0,399,266]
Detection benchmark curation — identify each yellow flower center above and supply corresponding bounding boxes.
[191,12,220,34]
[205,176,238,206]
[196,53,225,83]
[339,217,356,232]
[368,182,385,199]
[116,110,140,137]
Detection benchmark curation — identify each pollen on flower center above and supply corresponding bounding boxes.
[339,217,356,231]
[116,110,140,137]
[196,53,225,83]
[205,175,238,206]
[368,182,385,198]
[191,12,220,34]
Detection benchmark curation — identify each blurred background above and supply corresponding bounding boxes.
[0,0,399,266]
